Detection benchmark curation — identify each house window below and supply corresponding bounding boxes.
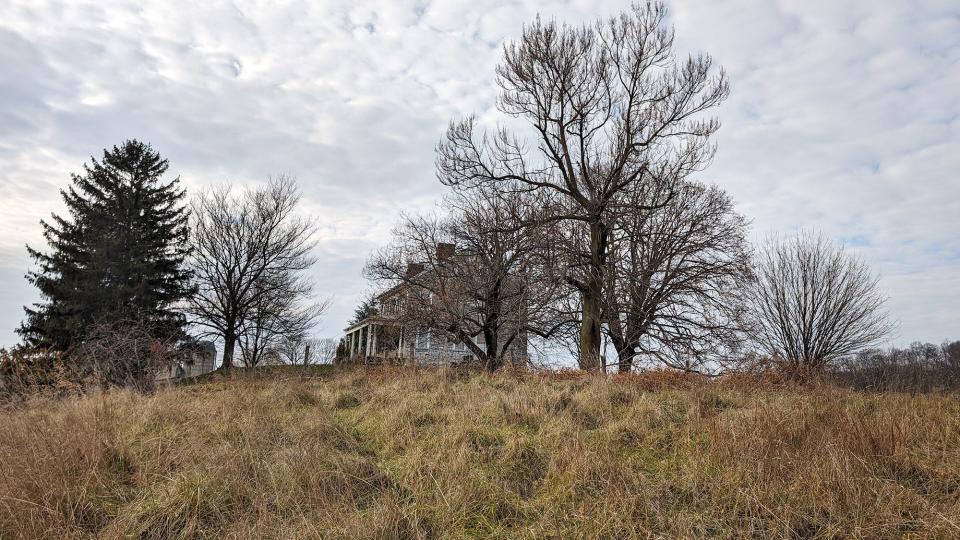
[415,328,431,350]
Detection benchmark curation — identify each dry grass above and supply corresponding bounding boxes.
[1,366,959,539]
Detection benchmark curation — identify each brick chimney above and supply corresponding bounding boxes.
[405,262,424,277]
[437,242,455,261]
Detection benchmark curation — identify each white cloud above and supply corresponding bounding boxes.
[669,0,960,344]
[0,0,957,348]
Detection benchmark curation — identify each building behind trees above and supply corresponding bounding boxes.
[348,242,530,369]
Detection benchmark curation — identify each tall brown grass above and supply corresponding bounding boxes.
[1,366,958,538]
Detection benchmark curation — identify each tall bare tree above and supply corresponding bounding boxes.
[436,2,728,370]
[604,180,753,373]
[748,232,895,373]
[365,187,565,371]
[187,176,319,370]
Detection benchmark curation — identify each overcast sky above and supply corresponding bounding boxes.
[0,0,957,350]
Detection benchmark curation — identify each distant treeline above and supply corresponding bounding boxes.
[832,341,960,392]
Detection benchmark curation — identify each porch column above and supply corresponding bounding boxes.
[371,325,378,357]
[365,324,373,356]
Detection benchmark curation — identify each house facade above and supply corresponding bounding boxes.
[343,311,528,367]
[156,341,217,381]
[343,244,527,367]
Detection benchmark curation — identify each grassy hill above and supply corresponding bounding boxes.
[1,366,959,538]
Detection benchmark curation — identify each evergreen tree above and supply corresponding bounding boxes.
[20,140,194,350]
[349,297,378,326]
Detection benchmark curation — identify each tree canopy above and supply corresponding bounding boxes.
[20,140,193,350]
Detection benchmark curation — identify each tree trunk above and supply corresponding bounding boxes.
[579,291,602,371]
[614,338,633,374]
[608,322,636,373]
[484,327,500,372]
[486,292,501,371]
[618,315,645,373]
[220,333,236,371]
[578,220,606,372]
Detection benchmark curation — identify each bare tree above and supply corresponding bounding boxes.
[748,232,895,374]
[313,338,338,365]
[604,180,753,373]
[187,176,319,370]
[436,2,728,370]
[365,187,565,371]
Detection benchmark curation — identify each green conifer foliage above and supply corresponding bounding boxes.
[20,140,193,349]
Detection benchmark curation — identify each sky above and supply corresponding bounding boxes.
[0,0,958,350]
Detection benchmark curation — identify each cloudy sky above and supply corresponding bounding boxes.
[0,0,957,349]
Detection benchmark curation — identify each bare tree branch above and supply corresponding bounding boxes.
[747,231,896,374]
[435,2,728,370]
[186,176,324,369]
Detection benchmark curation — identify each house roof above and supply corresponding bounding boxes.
[343,315,401,334]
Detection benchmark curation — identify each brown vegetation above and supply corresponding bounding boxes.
[1,366,958,538]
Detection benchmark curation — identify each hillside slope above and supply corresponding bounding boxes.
[1,367,959,538]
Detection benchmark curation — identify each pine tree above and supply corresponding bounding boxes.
[20,140,194,350]
[350,297,378,325]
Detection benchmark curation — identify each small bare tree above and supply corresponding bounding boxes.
[187,176,319,370]
[604,180,753,373]
[365,187,565,371]
[748,232,895,374]
[436,2,728,370]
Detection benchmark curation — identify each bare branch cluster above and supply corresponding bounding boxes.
[605,179,753,373]
[65,319,184,392]
[365,186,567,371]
[748,232,895,372]
[186,176,329,369]
[834,340,960,392]
[276,336,338,366]
[435,1,729,370]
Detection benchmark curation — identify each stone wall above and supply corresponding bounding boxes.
[409,328,527,367]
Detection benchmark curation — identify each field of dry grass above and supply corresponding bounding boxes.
[1,366,959,539]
